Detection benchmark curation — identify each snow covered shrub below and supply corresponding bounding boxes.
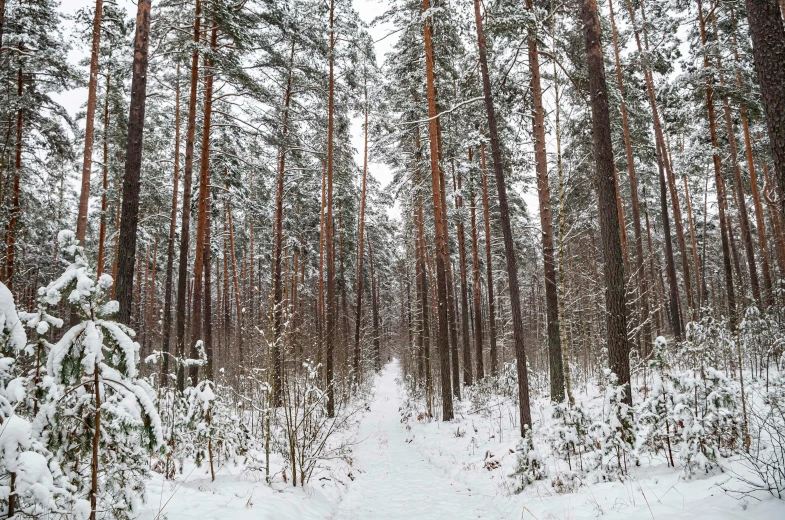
[0,281,70,517]
[682,315,735,374]
[511,426,546,491]
[548,400,591,492]
[589,370,636,481]
[42,230,163,519]
[184,380,248,480]
[670,367,741,477]
[637,337,677,466]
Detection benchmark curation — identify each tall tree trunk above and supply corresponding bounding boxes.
[354,77,369,377]
[657,138,683,340]
[189,22,217,384]
[582,0,631,404]
[625,0,694,318]
[733,13,773,307]
[271,40,295,406]
[743,0,785,221]
[698,0,737,328]
[527,0,564,402]
[472,0,532,429]
[717,48,761,305]
[422,0,453,420]
[97,71,111,277]
[415,170,433,412]
[161,63,180,381]
[608,0,652,350]
[76,0,104,244]
[116,0,152,325]
[480,143,498,375]
[175,0,201,392]
[682,175,702,308]
[454,160,473,385]
[368,231,381,370]
[469,149,484,384]
[202,187,213,381]
[325,0,336,417]
[7,62,22,292]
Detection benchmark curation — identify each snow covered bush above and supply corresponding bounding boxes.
[511,426,546,491]
[670,367,742,477]
[0,281,70,517]
[549,399,591,479]
[637,337,678,467]
[589,370,636,481]
[41,230,164,519]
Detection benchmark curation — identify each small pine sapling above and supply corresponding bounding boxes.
[0,281,70,517]
[512,426,546,491]
[589,370,636,481]
[549,398,591,489]
[43,231,164,519]
[637,336,677,466]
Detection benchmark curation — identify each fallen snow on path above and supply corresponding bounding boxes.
[140,360,785,519]
[332,361,508,519]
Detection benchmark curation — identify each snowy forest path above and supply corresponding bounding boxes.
[332,360,509,520]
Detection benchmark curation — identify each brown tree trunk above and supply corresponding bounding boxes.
[625,0,694,318]
[682,175,702,308]
[7,63,22,292]
[454,160,473,385]
[469,149,484,383]
[657,138,683,340]
[161,64,180,381]
[325,0,336,416]
[743,0,785,221]
[89,368,101,520]
[480,143,498,375]
[368,231,381,370]
[608,0,653,350]
[354,78,369,376]
[472,0,532,429]
[582,0,631,404]
[717,49,761,305]
[423,0,454,420]
[761,156,785,277]
[415,170,433,409]
[527,0,564,402]
[189,22,217,384]
[698,0,737,328]
[76,0,104,244]
[116,0,152,325]
[97,71,111,277]
[175,0,201,391]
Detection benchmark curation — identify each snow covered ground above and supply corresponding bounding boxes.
[140,361,785,519]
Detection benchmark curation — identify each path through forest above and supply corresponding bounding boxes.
[333,361,508,520]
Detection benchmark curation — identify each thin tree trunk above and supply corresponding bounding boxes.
[368,231,381,370]
[97,71,111,277]
[472,0,532,429]
[354,76,369,377]
[682,175,702,308]
[454,158,473,385]
[325,0,337,417]
[175,0,201,392]
[582,0,631,404]
[698,0,737,329]
[189,22,217,384]
[7,62,22,292]
[469,148,484,384]
[609,0,652,349]
[161,63,180,381]
[89,368,101,520]
[423,0,453,420]
[480,143,498,375]
[76,0,104,244]
[527,0,564,402]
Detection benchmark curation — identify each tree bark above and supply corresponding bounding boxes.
[76,0,104,244]
[582,0,631,404]
[422,0,453,420]
[116,0,152,325]
[97,71,111,277]
[697,0,737,328]
[326,0,336,416]
[7,62,22,292]
[469,149,484,384]
[472,0,532,429]
[743,0,785,221]
[161,64,180,381]
[480,143,498,375]
[527,0,564,402]
[608,0,653,351]
[175,0,200,392]
[354,77,369,377]
[189,22,217,384]
[454,160,473,385]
